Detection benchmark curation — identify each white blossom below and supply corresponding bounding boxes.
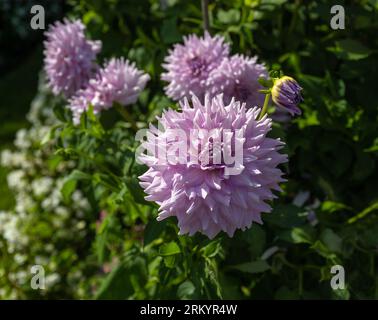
[31,176,54,197]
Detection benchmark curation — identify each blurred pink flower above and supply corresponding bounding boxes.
[44,19,101,97]
[68,58,150,123]
[161,32,230,101]
[208,54,267,108]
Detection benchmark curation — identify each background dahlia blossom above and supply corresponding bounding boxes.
[161,32,229,101]
[68,58,150,124]
[44,19,102,97]
[138,95,287,238]
[208,54,267,108]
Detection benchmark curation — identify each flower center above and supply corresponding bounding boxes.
[234,84,250,102]
[187,56,207,77]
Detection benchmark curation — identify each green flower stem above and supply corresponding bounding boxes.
[258,93,271,120]
[116,105,138,131]
[201,0,210,32]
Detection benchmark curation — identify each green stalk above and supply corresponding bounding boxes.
[258,93,271,120]
[201,0,210,32]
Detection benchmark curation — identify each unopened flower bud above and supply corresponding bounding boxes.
[271,76,303,115]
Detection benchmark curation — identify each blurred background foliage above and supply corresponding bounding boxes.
[0,0,377,299]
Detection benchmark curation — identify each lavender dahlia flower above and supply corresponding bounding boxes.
[138,95,287,239]
[161,32,230,101]
[44,19,102,97]
[208,54,267,108]
[271,76,303,115]
[68,58,150,124]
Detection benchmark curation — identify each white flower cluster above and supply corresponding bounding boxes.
[0,81,93,298]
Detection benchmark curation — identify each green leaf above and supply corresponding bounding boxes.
[264,204,306,228]
[217,9,240,24]
[279,225,315,244]
[61,178,77,204]
[159,241,181,269]
[336,39,372,60]
[321,201,352,214]
[95,254,146,299]
[66,169,92,182]
[258,77,273,88]
[40,124,60,145]
[311,240,337,260]
[53,105,68,122]
[162,255,176,268]
[230,260,270,274]
[95,247,147,299]
[95,232,108,264]
[47,154,64,171]
[160,17,181,44]
[240,225,266,258]
[364,138,378,153]
[32,221,53,238]
[177,280,195,299]
[201,239,223,258]
[125,177,150,205]
[320,229,342,254]
[60,170,91,203]
[204,258,222,298]
[143,218,167,247]
[159,241,181,256]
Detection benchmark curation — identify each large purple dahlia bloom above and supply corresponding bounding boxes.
[161,32,230,101]
[138,95,287,239]
[68,58,150,124]
[44,19,102,97]
[208,54,267,108]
